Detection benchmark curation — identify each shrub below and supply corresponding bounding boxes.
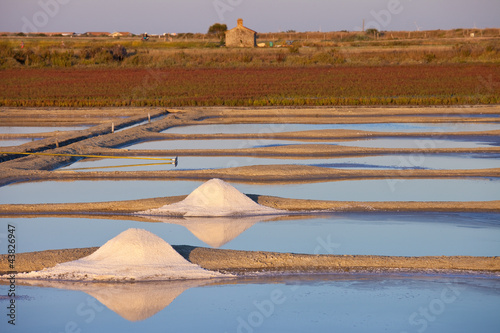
[423,53,436,63]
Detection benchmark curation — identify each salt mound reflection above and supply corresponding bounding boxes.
[21,279,209,321]
[152,215,276,248]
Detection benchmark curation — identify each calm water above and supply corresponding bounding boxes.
[2,274,499,333]
[126,137,498,150]
[0,126,89,135]
[1,179,499,204]
[0,139,38,147]
[59,154,500,172]
[1,213,499,256]
[162,123,500,134]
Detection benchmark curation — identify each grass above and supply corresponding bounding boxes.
[0,65,498,107]
[0,31,499,69]
[1,30,498,107]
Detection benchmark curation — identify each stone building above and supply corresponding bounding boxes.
[225,18,256,47]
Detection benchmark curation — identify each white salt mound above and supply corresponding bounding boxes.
[18,228,226,281]
[138,178,286,217]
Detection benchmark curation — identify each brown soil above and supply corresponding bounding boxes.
[1,246,498,275]
[0,195,499,215]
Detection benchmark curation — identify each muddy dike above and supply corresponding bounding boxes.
[1,195,499,215]
[1,246,498,276]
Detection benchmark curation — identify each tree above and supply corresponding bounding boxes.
[365,28,379,36]
[208,23,227,38]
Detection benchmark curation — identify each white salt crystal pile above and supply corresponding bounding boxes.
[138,178,286,217]
[18,228,226,281]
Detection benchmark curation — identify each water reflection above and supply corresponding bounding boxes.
[19,279,210,321]
[1,179,499,204]
[7,274,500,331]
[0,126,90,134]
[127,137,498,151]
[0,139,40,147]
[59,154,500,172]
[162,123,500,134]
[2,212,498,257]
[150,216,276,247]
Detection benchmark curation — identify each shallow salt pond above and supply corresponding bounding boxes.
[59,154,500,172]
[162,122,500,134]
[0,178,500,204]
[1,213,499,256]
[1,179,498,204]
[0,139,40,147]
[0,126,90,135]
[2,274,499,333]
[126,137,498,150]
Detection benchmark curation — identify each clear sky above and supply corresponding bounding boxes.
[1,0,499,34]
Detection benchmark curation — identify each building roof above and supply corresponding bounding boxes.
[226,19,256,34]
[43,32,75,36]
[110,31,132,36]
[85,32,111,36]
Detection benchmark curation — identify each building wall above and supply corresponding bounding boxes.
[225,27,256,48]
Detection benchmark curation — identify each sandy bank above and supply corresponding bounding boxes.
[40,164,500,183]
[1,246,498,276]
[1,195,499,215]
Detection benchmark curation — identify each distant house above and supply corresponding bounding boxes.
[46,32,75,36]
[225,18,256,47]
[110,31,132,38]
[84,32,111,37]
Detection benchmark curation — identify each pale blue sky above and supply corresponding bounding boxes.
[1,0,499,34]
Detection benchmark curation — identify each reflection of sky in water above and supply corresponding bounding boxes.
[60,154,500,172]
[2,274,500,332]
[0,139,39,147]
[1,179,497,204]
[2,213,499,256]
[127,138,498,150]
[163,123,500,134]
[0,126,90,134]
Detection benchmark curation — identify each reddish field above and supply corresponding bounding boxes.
[1,65,498,107]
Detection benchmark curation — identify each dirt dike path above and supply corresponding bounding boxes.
[1,246,498,275]
[1,194,499,215]
[18,165,500,185]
